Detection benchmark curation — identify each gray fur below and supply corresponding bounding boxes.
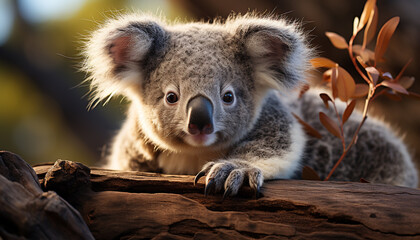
[83,13,418,197]
[294,90,418,187]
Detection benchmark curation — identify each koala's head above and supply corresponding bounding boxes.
[83,14,311,153]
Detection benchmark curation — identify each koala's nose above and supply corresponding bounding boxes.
[187,95,214,135]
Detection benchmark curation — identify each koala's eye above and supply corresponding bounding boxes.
[222,91,234,104]
[166,92,179,104]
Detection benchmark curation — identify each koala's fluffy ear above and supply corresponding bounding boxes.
[83,15,167,106]
[232,17,311,91]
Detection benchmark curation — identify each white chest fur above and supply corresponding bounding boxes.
[157,149,227,175]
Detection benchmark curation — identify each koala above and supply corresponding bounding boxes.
[82,13,418,197]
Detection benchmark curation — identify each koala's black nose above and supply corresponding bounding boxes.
[187,95,214,135]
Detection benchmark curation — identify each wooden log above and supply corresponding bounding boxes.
[33,159,420,240]
[0,151,94,240]
[1,151,420,239]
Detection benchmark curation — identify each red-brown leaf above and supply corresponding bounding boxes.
[365,6,378,46]
[353,45,375,63]
[336,67,356,102]
[292,113,322,139]
[302,166,321,181]
[398,76,415,89]
[355,55,369,68]
[326,32,349,49]
[319,112,341,138]
[382,81,408,94]
[323,69,332,83]
[352,84,370,98]
[299,84,310,98]
[382,72,393,81]
[358,0,377,31]
[353,17,360,35]
[342,100,357,124]
[365,66,380,85]
[310,57,336,68]
[375,17,400,64]
[320,93,333,109]
[331,67,338,99]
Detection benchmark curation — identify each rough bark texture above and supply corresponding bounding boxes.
[0,151,94,240]
[1,151,420,239]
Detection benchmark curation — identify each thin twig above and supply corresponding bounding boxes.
[332,101,346,149]
[325,32,376,181]
[349,35,371,84]
[324,87,372,181]
[324,115,368,181]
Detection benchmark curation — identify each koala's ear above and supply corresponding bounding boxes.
[232,17,311,91]
[83,15,167,106]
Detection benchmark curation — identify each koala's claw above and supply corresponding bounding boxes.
[204,178,215,196]
[194,161,215,186]
[194,170,206,186]
[254,186,261,199]
[195,160,263,198]
[222,187,233,200]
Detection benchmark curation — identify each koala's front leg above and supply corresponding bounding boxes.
[195,97,306,198]
[195,159,263,198]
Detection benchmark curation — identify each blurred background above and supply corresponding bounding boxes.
[0,0,419,172]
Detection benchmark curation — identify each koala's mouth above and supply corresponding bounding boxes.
[183,132,217,147]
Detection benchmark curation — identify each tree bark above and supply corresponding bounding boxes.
[0,151,94,240]
[1,151,420,239]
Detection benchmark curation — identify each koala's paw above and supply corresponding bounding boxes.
[194,160,264,199]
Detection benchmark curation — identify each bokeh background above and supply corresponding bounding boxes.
[0,0,419,172]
